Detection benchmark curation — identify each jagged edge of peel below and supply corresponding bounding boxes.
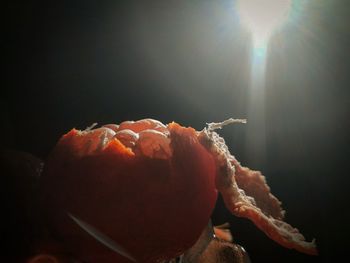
[198,119,318,255]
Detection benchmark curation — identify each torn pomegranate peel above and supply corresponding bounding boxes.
[40,118,317,263]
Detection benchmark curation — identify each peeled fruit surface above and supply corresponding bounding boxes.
[41,120,218,262]
[40,118,317,263]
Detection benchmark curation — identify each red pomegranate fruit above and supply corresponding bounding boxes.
[40,118,317,262]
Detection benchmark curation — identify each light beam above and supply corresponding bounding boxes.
[238,0,291,50]
[237,0,291,167]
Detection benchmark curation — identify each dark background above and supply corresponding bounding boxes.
[3,0,349,262]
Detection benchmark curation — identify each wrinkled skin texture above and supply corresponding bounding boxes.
[198,127,317,256]
[40,119,317,263]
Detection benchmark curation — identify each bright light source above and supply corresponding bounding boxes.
[238,0,291,46]
[237,1,291,166]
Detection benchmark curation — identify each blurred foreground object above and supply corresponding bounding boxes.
[0,150,73,262]
[174,222,251,263]
[0,150,44,262]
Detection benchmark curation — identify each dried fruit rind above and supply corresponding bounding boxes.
[198,123,317,255]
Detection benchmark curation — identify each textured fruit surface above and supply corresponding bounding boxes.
[40,118,317,262]
[40,120,217,262]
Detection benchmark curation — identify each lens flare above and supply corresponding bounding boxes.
[238,0,291,46]
[237,0,291,167]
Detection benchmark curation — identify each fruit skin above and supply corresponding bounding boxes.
[40,122,218,263]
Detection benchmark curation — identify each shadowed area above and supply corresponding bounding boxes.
[3,0,350,262]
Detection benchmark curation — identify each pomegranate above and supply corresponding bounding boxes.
[40,118,316,262]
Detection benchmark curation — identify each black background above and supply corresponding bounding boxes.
[3,0,350,262]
